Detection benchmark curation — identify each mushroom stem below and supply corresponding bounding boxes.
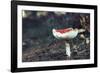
[65,42,71,57]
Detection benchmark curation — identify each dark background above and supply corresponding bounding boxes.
[22,10,90,62]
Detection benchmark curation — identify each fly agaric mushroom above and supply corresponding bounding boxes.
[52,28,85,57]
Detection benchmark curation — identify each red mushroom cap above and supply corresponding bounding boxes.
[55,28,73,34]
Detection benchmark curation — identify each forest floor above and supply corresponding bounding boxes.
[22,34,90,62]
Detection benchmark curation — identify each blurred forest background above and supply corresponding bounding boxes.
[22,10,90,62]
